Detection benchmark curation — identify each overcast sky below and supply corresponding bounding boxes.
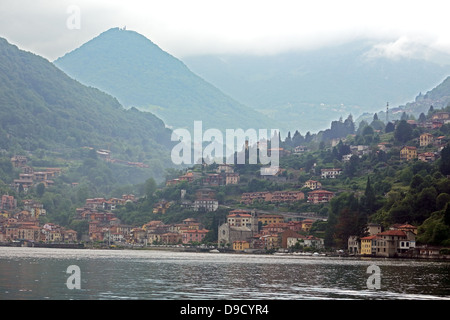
[1,0,450,62]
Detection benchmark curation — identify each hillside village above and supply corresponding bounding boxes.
[1,107,450,258]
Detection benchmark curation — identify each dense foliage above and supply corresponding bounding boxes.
[0,37,174,183]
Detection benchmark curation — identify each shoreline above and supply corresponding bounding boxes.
[2,242,449,261]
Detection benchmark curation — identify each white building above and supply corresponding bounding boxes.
[321,168,342,179]
[193,199,218,212]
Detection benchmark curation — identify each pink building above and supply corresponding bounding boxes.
[1,195,17,210]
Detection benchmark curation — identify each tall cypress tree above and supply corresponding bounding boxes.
[364,176,376,213]
[439,144,450,176]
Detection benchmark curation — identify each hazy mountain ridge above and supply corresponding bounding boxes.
[54,28,277,132]
[398,76,450,115]
[356,76,450,124]
[183,41,450,133]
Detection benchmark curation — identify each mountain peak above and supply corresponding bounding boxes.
[54,29,275,131]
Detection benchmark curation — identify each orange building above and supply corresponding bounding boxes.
[182,229,209,244]
[400,146,417,161]
[307,190,335,204]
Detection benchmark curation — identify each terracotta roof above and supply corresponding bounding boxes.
[228,213,252,217]
[308,190,334,194]
[398,224,416,229]
[378,230,406,237]
[361,235,379,240]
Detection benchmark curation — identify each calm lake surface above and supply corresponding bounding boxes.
[0,247,449,300]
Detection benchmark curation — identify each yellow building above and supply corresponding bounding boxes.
[233,240,250,251]
[419,133,434,147]
[152,201,171,214]
[400,146,417,161]
[258,214,284,225]
[360,235,378,255]
[301,219,314,232]
[304,180,322,190]
[262,234,281,250]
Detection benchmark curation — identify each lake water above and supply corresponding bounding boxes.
[0,247,449,300]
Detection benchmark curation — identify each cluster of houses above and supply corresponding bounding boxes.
[400,131,448,162]
[70,193,212,245]
[240,174,338,207]
[240,189,335,205]
[348,223,418,258]
[10,155,62,192]
[87,216,210,246]
[95,148,149,168]
[417,111,450,130]
[0,195,77,243]
[166,164,240,187]
[240,190,305,204]
[131,218,210,245]
[218,209,323,251]
[1,154,79,244]
[180,188,220,212]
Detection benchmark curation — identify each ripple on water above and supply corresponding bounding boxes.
[1,247,449,300]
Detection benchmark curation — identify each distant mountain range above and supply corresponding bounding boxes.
[356,75,450,124]
[54,28,276,132]
[0,37,174,182]
[184,41,450,133]
[397,76,450,115]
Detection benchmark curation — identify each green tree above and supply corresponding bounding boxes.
[413,187,437,223]
[325,193,366,248]
[436,193,450,211]
[144,177,157,198]
[385,122,395,133]
[36,183,46,197]
[394,120,413,143]
[418,112,427,123]
[344,154,359,178]
[439,144,450,176]
[363,176,376,213]
[444,203,450,226]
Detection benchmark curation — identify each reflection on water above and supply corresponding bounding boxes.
[0,247,449,300]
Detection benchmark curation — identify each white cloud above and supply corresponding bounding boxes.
[1,0,450,61]
[366,37,429,59]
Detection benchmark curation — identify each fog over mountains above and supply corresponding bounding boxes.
[184,40,450,132]
[53,27,450,135]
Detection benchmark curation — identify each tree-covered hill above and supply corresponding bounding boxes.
[54,27,277,132]
[0,37,174,182]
